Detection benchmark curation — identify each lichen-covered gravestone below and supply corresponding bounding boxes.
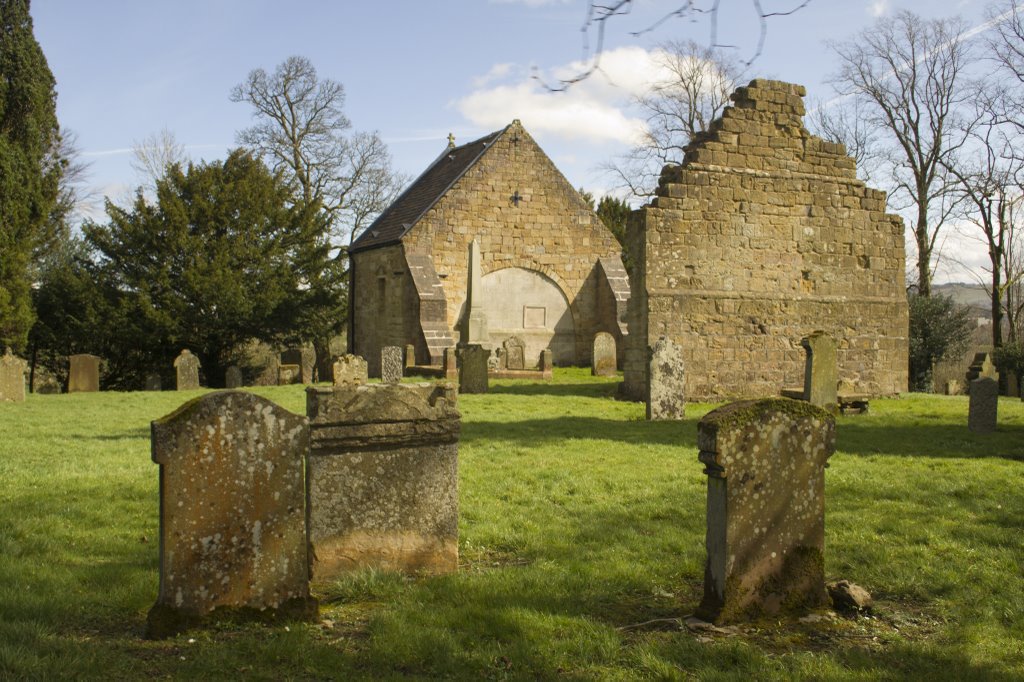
[503,336,526,370]
[333,354,368,386]
[801,331,837,412]
[68,354,101,393]
[225,365,243,389]
[146,391,317,638]
[0,349,27,402]
[174,350,200,390]
[381,346,404,384]
[458,344,489,394]
[592,332,617,377]
[145,373,162,391]
[647,337,685,420]
[443,347,458,383]
[696,399,836,623]
[968,377,998,434]
[306,383,461,580]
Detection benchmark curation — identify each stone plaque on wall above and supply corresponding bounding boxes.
[523,306,546,329]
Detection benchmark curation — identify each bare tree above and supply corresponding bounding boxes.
[130,127,186,190]
[807,97,883,185]
[604,39,740,198]
[829,11,976,297]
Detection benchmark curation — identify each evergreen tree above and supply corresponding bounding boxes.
[0,0,62,352]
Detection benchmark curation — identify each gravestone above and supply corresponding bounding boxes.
[332,354,368,386]
[966,352,998,389]
[306,382,460,579]
[174,350,201,390]
[459,344,489,394]
[592,332,617,377]
[225,365,243,389]
[540,349,553,378]
[145,373,162,391]
[0,349,27,402]
[503,336,526,370]
[280,348,314,384]
[696,398,836,624]
[462,240,489,344]
[647,337,685,420]
[968,377,998,434]
[405,344,416,368]
[443,347,458,382]
[278,364,301,385]
[68,354,101,393]
[381,346,404,384]
[146,391,317,638]
[945,379,961,396]
[800,331,838,411]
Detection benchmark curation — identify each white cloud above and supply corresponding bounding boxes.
[868,1,890,17]
[472,63,515,89]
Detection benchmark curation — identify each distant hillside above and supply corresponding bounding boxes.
[933,282,991,317]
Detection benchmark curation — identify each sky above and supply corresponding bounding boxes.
[31,0,997,283]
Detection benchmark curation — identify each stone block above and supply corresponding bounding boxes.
[968,377,998,433]
[333,354,368,386]
[696,398,835,623]
[281,348,315,384]
[459,344,489,394]
[381,346,404,384]
[225,365,243,389]
[174,350,201,390]
[0,349,27,402]
[146,391,316,638]
[801,331,837,412]
[647,337,685,420]
[305,383,460,580]
[443,347,458,382]
[68,354,101,393]
[592,331,617,376]
[278,364,301,385]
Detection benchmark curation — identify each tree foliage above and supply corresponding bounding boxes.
[0,0,62,351]
[908,293,975,391]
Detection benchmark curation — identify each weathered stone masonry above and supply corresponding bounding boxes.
[623,80,909,401]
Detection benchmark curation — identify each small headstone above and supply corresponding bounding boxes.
[306,382,460,579]
[591,332,617,376]
[145,373,162,392]
[968,377,998,433]
[225,365,243,389]
[381,346,404,384]
[459,344,489,394]
[503,336,526,370]
[68,354,101,393]
[146,391,317,638]
[540,349,553,378]
[945,379,961,396]
[174,350,201,390]
[0,348,27,402]
[801,331,837,411]
[332,354,368,386]
[696,398,836,623]
[278,364,301,385]
[443,347,458,383]
[647,337,685,420]
[405,344,416,368]
[280,348,314,384]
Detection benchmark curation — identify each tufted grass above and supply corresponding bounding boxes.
[0,369,1022,679]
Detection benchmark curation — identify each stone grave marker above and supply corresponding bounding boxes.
[333,354,368,386]
[306,382,460,580]
[174,350,201,390]
[801,331,838,412]
[459,344,489,394]
[540,349,553,378]
[945,379,961,396]
[145,373,162,391]
[146,391,317,638]
[381,346,404,384]
[696,398,836,623]
[278,364,301,385]
[443,347,458,382]
[280,348,314,384]
[968,377,998,433]
[0,348,27,402]
[647,337,685,420]
[225,365,243,389]
[966,352,998,389]
[592,332,617,377]
[503,336,526,370]
[405,344,416,368]
[68,354,101,393]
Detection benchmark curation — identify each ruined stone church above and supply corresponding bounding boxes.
[348,120,630,376]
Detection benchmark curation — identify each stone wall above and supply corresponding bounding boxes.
[350,244,422,377]
[623,80,908,401]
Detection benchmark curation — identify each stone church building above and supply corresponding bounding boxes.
[348,120,630,376]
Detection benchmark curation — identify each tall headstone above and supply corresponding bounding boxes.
[968,377,998,433]
[696,399,836,624]
[381,346,404,384]
[592,332,617,377]
[459,344,489,394]
[145,373,162,392]
[540,348,554,379]
[174,350,201,390]
[405,344,416,368]
[68,354,101,393]
[462,239,489,345]
[332,354,368,386]
[443,347,458,382]
[146,391,317,638]
[647,337,685,420]
[801,331,838,412]
[0,349,27,402]
[503,336,526,370]
[306,383,460,580]
[225,365,243,389]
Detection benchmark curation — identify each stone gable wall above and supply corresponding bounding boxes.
[623,80,908,400]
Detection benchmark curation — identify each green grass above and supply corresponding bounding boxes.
[1,370,1022,680]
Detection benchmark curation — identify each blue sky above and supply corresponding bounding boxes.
[32,0,994,280]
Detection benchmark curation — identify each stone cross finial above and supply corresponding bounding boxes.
[447,133,455,148]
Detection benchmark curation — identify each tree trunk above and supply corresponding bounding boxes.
[916,211,931,297]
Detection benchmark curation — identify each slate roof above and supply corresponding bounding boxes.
[349,126,509,253]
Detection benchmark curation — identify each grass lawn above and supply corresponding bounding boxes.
[1,368,1022,680]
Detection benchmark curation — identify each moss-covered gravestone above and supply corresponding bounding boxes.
[333,354,368,386]
[174,349,200,390]
[458,344,489,394]
[801,331,837,412]
[0,349,27,402]
[696,398,835,623]
[146,391,317,638]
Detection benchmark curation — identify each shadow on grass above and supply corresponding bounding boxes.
[462,416,697,448]
[488,380,624,399]
[837,421,1024,461]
